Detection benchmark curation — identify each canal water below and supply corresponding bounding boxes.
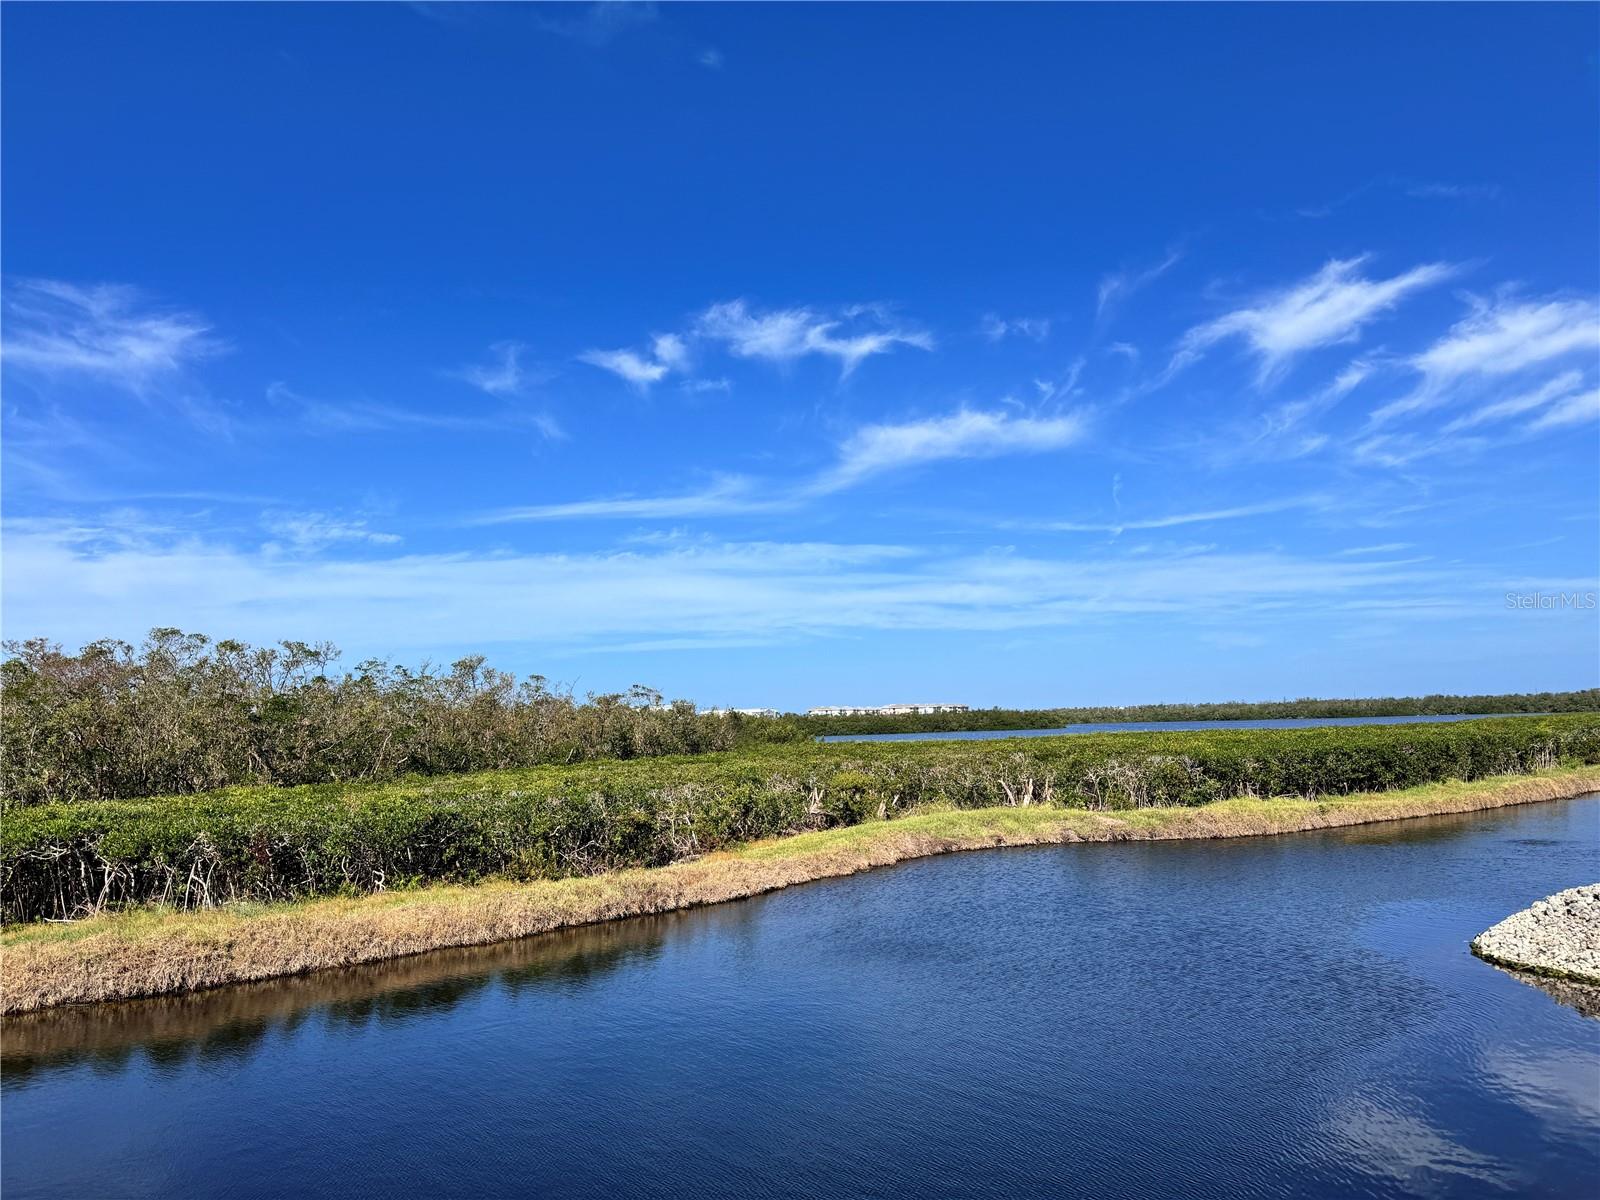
[820,712,1535,742]
[4,797,1597,1199]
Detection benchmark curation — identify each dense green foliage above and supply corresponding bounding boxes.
[6,630,1593,808]
[5,716,1596,924]
[778,690,1600,739]
[1,630,741,807]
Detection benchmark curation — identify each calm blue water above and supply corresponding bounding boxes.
[4,797,1598,1199]
[820,713,1535,742]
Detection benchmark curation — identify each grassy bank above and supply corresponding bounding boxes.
[5,715,1598,924]
[4,767,1596,1013]
[6,720,1593,928]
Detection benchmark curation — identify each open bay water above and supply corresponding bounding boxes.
[818,713,1541,742]
[4,796,1598,1198]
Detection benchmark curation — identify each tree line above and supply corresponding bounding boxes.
[787,690,1600,738]
[5,715,1597,923]
[1,630,743,807]
[4,629,1594,807]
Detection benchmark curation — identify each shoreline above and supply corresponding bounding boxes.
[4,767,1597,1014]
[1472,884,1600,986]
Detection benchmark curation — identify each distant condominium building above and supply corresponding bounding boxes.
[705,707,781,718]
[807,703,969,717]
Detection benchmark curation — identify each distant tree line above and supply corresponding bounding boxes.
[3,629,1594,807]
[1,630,742,807]
[783,691,1600,739]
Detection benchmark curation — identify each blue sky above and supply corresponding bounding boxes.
[3,2,1597,709]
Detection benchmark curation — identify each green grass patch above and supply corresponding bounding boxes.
[4,716,1597,925]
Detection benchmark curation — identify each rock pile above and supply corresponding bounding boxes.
[1472,884,1600,985]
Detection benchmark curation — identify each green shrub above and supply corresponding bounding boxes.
[774,690,1600,742]
[5,716,1598,924]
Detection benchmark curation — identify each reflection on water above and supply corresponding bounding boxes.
[3,797,1597,1200]
[1487,968,1600,1020]
[1322,1092,1511,1192]
[3,918,675,1086]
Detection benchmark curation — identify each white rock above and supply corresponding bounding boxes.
[1472,884,1600,985]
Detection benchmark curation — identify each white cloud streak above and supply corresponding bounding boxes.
[980,314,1051,342]
[1441,370,1586,433]
[695,300,932,377]
[472,477,776,524]
[455,341,534,397]
[1033,495,1325,534]
[578,332,694,390]
[268,382,562,438]
[815,409,1085,492]
[581,300,931,389]
[1414,295,1599,381]
[2,278,221,392]
[478,407,1087,522]
[1097,249,1183,320]
[4,519,1543,655]
[1527,387,1600,432]
[261,511,402,552]
[578,347,671,389]
[1172,256,1451,383]
[1370,294,1600,426]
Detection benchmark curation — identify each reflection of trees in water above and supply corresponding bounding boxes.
[2,916,677,1086]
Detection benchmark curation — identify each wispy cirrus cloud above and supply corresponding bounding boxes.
[695,299,932,377]
[1351,380,1598,468]
[531,0,658,46]
[1,278,222,393]
[581,300,931,390]
[1030,494,1327,535]
[1403,181,1502,201]
[813,409,1085,493]
[1441,370,1587,434]
[1169,256,1451,384]
[1289,176,1502,220]
[1527,386,1599,433]
[680,377,731,395]
[980,314,1051,342]
[261,511,402,553]
[1370,293,1600,426]
[1096,248,1183,322]
[579,347,669,389]
[472,476,773,524]
[454,341,539,398]
[478,407,1087,521]
[579,333,691,390]
[269,382,562,438]
[1224,358,1374,463]
[1349,430,1487,469]
[1335,542,1414,557]
[5,517,1545,656]
[1413,295,1599,382]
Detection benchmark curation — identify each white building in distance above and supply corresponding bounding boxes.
[808,703,968,717]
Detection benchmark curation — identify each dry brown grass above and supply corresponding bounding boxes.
[4,767,1596,1014]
